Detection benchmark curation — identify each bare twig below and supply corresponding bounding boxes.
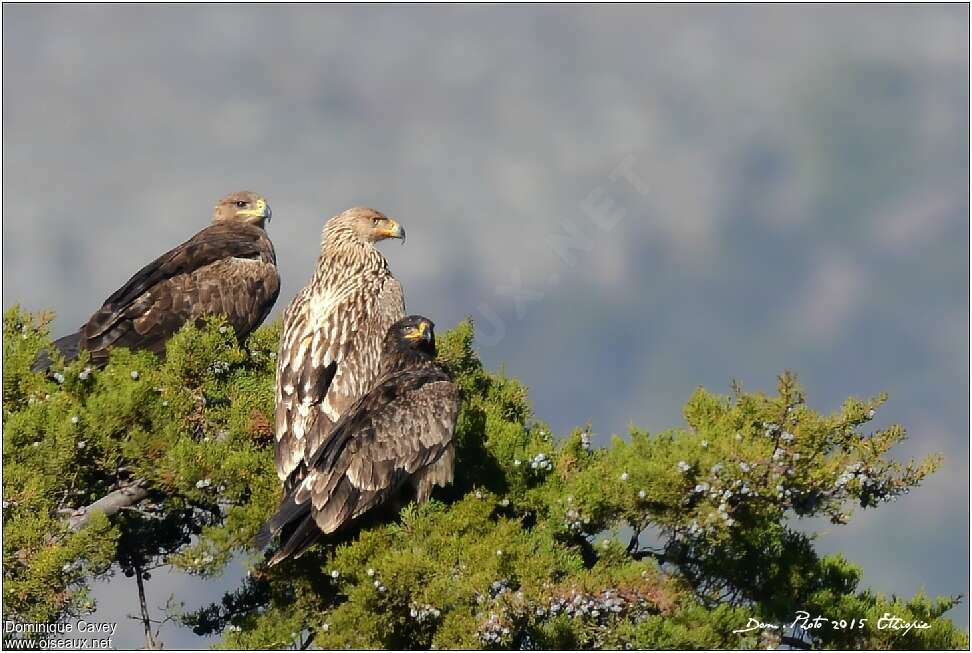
[299,628,316,650]
[134,562,162,650]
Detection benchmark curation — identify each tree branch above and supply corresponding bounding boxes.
[300,629,316,650]
[63,480,150,531]
[630,549,667,563]
[134,562,161,650]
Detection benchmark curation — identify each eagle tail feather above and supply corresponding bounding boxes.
[253,520,276,552]
[268,517,323,566]
[255,488,318,565]
[32,331,82,372]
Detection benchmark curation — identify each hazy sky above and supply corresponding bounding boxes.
[3,4,969,647]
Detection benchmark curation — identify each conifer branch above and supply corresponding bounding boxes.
[64,480,150,531]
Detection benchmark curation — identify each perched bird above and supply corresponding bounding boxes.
[35,191,279,370]
[258,316,459,565]
[274,207,406,494]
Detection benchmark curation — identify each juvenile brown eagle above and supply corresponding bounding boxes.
[36,191,279,370]
[259,316,459,564]
[274,207,406,494]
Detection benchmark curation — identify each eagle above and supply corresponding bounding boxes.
[35,191,279,370]
[258,315,459,564]
[274,207,406,494]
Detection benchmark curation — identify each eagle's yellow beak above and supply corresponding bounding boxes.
[238,198,272,223]
[404,320,430,342]
[381,218,406,243]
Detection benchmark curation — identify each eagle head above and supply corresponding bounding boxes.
[213,191,272,228]
[327,207,406,245]
[387,315,436,357]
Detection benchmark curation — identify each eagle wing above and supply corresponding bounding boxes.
[79,223,278,364]
[274,276,405,487]
[262,367,458,563]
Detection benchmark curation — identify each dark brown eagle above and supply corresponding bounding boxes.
[258,315,459,565]
[35,191,279,370]
[274,207,406,494]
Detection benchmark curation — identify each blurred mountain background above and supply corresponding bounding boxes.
[3,4,968,647]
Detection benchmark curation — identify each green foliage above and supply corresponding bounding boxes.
[2,307,278,625]
[2,308,967,649]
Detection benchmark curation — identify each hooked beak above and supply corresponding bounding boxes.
[404,320,431,343]
[238,198,271,224]
[383,218,405,244]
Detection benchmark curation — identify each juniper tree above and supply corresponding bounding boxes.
[2,307,967,649]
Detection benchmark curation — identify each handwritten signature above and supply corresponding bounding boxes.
[732,610,931,635]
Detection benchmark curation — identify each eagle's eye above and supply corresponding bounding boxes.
[372,217,382,226]
[236,201,248,208]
